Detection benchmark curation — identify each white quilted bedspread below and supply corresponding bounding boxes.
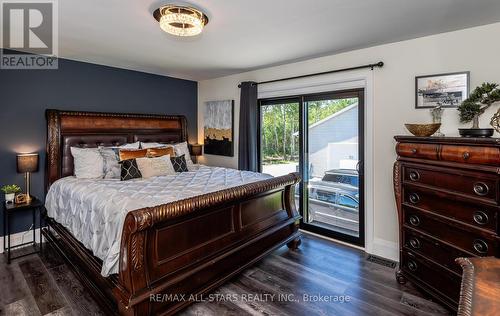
[45,166,272,276]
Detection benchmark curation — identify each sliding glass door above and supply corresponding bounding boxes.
[303,90,364,245]
[259,89,364,246]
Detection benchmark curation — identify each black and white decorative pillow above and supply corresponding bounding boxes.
[170,154,189,172]
[120,159,142,181]
[174,142,194,169]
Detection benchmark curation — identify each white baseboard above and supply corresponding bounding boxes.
[0,228,44,254]
[371,237,399,262]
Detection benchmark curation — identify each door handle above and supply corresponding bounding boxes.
[356,161,364,175]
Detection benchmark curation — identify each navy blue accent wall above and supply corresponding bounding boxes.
[0,55,198,236]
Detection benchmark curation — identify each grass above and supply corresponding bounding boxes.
[262,158,297,165]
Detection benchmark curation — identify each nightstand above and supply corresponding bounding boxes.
[3,197,43,264]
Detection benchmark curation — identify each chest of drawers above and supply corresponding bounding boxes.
[394,136,500,311]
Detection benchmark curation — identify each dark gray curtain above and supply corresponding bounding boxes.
[238,81,258,171]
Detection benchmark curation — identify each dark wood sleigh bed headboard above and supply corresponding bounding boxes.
[45,109,188,191]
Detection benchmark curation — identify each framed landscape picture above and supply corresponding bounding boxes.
[204,100,234,156]
[415,72,470,108]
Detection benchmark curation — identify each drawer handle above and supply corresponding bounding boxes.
[463,152,470,160]
[411,148,417,154]
[473,239,488,254]
[409,193,420,204]
[473,182,489,196]
[407,260,418,271]
[409,238,421,249]
[473,211,489,225]
[409,171,420,181]
[409,215,420,227]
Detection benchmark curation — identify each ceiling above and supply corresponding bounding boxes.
[55,0,500,81]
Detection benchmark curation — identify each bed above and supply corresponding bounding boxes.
[43,109,301,315]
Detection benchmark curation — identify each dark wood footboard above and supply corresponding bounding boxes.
[115,172,301,315]
[43,173,301,315]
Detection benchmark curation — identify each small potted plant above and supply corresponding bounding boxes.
[1,184,21,204]
[457,82,500,137]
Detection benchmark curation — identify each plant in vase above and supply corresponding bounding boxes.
[457,82,500,137]
[430,105,444,136]
[1,184,21,204]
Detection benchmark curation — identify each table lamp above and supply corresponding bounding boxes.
[190,144,203,163]
[17,153,39,203]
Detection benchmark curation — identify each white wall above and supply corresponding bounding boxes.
[198,22,500,258]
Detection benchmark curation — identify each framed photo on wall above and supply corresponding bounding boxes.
[204,100,234,156]
[415,71,470,108]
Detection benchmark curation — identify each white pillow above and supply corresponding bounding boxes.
[98,147,121,179]
[118,142,140,149]
[140,142,174,149]
[173,142,194,169]
[70,147,105,179]
[135,155,176,178]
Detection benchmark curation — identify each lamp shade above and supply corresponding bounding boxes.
[190,144,203,156]
[17,153,39,173]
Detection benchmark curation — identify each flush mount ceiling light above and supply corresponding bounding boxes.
[153,5,209,37]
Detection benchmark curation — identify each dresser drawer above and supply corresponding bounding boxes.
[403,186,499,233]
[403,229,468,275]
[441,145,500,166]
[402,250,461,303]
[397,142,438,160]
[404,207,499,256]
[403,165,498,203]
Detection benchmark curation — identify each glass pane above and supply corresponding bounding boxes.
[260,101,301,214]
[260,102,300,177]
[305,97,360,237]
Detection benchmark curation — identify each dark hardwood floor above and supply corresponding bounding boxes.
[0,233,451,316]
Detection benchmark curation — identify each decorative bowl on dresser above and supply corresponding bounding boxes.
[393,136,500,311]
[404,123,441,137]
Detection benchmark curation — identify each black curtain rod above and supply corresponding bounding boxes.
[238,61,384,88]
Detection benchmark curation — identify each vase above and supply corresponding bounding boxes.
[490,108,500,133]
[430,106,444,136]
[5,193,15,204]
